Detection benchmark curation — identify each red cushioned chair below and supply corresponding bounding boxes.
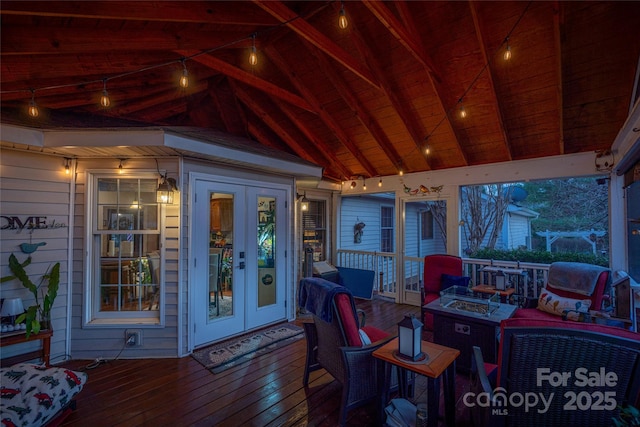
[300,278,397,426]
[420,254,463,330]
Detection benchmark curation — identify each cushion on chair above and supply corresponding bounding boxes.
[537,287,592,318]
[335,293,391,347]
[423,255,463,295]
[0,363,87,426]
[441,274,471,291]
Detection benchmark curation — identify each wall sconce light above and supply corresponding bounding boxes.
[397,314,425,362]
[350,180,357,189]
[297,192,309,212]
[156,174,178,204]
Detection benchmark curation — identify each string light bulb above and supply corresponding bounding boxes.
[378,178,383,187]
[249,34,258,66]
[459,101,467,119]
[179,58,189,88]
[398,169,404,177]
[424,144,431,155]
[100,79,111,108]
[118,159,124,174]
[64,158,71,175]
[28,89,39,118]
[363,178,367,191]
[503,38,512,61]
[338,1,348,30]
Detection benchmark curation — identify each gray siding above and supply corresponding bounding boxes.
[1,150,71,363]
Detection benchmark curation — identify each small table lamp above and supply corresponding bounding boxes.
[1,297,25,325]
[397,313,424,361]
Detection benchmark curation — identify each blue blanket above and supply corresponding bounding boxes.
[548,262,609,297]
[298,277,357,323]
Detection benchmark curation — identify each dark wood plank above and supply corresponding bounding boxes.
[60,298,471,426]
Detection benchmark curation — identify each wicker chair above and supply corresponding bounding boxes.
[299,277,397,426]
[471,318,640,427]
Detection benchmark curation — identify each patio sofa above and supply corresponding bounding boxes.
[512,261,611,323]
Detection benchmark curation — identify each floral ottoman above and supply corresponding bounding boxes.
[1,363,87,426]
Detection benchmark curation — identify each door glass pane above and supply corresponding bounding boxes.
[258,196,276,307]
[209,193,234,320]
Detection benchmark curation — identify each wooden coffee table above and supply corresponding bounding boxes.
[374,338,459,427]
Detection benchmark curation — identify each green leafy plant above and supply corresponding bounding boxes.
[1,253,60,338]
[613,404,640,427]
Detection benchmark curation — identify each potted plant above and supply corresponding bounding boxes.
[1,253,59,338]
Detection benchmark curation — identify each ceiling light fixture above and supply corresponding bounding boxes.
[100,78,111,108]
[179,58,189,88]
[28,89,39,118]
[249,34,258,66]
[338,1,348,30]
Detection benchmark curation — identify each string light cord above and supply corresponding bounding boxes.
[401,1,533,170]
[0,2,331,98]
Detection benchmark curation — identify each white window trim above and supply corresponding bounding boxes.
[83,171,164,327]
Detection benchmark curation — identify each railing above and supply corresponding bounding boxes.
[335,249,552,301]
[335,250,397,294]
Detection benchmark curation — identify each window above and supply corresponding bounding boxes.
[90,175,161,321]
[381,206,394,252]
[420,210,434,240]
[302,200,326,262]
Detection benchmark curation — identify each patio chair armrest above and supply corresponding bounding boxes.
[356,308,366,327]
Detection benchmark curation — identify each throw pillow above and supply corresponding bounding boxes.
[537,287,591,319]
[441,274,471,291]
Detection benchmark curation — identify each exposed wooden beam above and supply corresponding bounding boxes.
[362,0,442,83]
[469,2,513,160]
[254,0,380,89]
[278,101,352,179]
[0,1,278,26]
[176,49,315,114]
[304,40,405,174]
[553,1,564,155]
[208,77,248,136]
[347,17,432,171]
[264,45,378,178]
[233,84,319,166]
[1,26,253,55]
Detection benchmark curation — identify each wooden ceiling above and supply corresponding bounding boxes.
[2,1,639,182]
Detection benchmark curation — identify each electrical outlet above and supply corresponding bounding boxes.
[125,329,142,347]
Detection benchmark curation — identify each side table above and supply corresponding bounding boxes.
[0,329,52,367]
[471,284,516,303]
[373,338,459,427]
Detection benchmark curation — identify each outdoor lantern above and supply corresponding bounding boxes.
[495,270,506,290]
[156,175,176,204]
[397,314,424,361]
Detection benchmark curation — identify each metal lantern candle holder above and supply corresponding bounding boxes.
[397,313,424,361]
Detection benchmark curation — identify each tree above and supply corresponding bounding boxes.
[460,184,513,253]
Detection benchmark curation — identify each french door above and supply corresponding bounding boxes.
[192,178,287,347]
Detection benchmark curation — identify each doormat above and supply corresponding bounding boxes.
[191,323,304,373]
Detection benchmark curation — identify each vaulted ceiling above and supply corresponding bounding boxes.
[1,1,639,182]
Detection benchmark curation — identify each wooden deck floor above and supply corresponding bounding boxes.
[60,297,473,426]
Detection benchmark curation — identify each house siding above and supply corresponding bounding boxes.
[69,157,180,360]
[0,150,71,363]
